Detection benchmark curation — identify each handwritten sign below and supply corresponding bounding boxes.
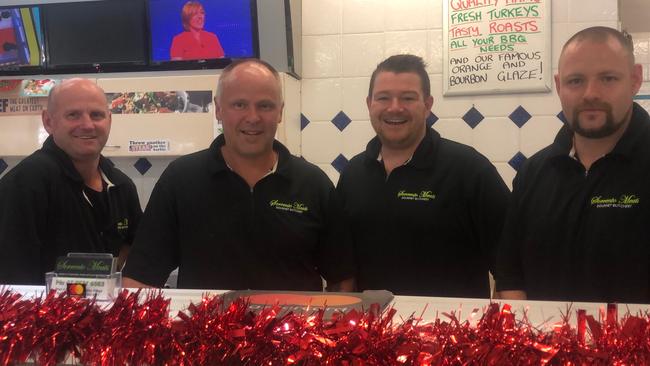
[443,0,551,96]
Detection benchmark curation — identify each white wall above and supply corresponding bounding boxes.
[300,0,619,188]
[0,0,623,209]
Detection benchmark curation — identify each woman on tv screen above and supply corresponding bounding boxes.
[170,1,224,61]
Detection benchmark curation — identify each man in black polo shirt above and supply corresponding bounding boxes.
[496,27,649,303]
[0,78,142,285]
[336,54,510,297]
[122,59,355,291]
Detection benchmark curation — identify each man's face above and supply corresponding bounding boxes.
[555,37,642,139]
[367,71,433,150]
[42,80,111,163]
[215,63,283,158]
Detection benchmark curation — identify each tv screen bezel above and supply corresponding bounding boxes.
[41,0,150,73]
[146,0,259,71]
[0,4,46,76]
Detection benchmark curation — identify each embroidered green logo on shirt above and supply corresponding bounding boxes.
[590,195,640,208]
[269,199,309,214]
[397,190,436,201]
[116,218,129,233]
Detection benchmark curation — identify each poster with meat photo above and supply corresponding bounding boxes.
[106,90,212,114]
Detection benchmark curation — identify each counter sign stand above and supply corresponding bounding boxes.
[45,253,121,301]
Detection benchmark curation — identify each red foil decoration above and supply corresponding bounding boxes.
[2,289,650,365]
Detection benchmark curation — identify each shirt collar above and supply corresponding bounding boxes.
[41,135,124,186]
[364,127,440,169]
[207,134,291,178]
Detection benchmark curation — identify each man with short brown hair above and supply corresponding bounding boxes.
[337,54,509,297]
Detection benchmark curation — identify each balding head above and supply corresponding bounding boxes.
[47,78,108,115]
[215,58,282,103]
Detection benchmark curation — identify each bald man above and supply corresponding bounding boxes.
[123,59,355,291]
[0,78,142,285]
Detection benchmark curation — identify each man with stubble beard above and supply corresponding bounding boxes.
[496,27,649,303]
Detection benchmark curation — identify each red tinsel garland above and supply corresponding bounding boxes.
[1,289,650,365]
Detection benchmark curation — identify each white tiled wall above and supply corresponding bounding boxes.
[0,1,624,205]
[300,0,618,187]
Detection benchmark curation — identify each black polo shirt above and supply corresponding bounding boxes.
[123,135,355,290]
[0,136,142,285]
[496,103,650,303]
[337,128,510,297]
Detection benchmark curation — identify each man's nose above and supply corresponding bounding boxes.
[79,114,95,129]
[246,108,262,123]
[583,79,602,101]
[387,97,404,111]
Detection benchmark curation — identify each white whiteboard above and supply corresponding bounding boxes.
[443,0,552,96]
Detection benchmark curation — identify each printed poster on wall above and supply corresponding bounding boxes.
[106,90,213,114]
[443,0,552,96]
[0,79,56,115]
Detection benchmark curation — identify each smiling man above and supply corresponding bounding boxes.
[496,27,649,303]
[122,59,355,291]
[336,54,510,297]
[0,78,142,285]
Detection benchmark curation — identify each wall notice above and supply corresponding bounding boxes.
[443,0,551,96]
[128,139,171,153]
[0,79,56,115]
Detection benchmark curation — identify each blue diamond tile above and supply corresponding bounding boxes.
[0,159,7,175]
[426,112,439,129]
[508,152,527,171]
[300,113,310,131]
[331,154,349,174]
[509,105,532,128]
[462,107,484,129]
[134,158,152,175]
[331,111,352,131]
[556,111,568,124]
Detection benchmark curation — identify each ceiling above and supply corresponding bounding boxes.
[620,0,650,33]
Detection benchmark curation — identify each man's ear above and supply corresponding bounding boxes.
[278,102,284,124]
[214,96,222,121]
[632,63,643,95]
[425,95,434,111]
[42,110,53,134]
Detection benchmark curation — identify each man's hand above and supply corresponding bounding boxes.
[496,290,527,300]
[326,277,355,292]
[122,276,153,288]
